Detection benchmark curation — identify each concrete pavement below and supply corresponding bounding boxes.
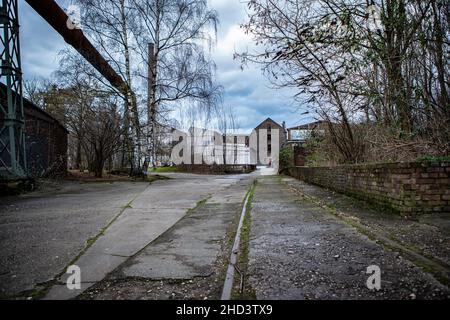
[44,173,250,299]
[0,181,149,297]
[0,173,251,299]
[2,169,448,300]
[67,173,256,300]
[117,176,253,280]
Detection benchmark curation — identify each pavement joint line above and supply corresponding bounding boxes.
[3,175,250,299]
[109,254,132,258]
[43,182,225,299]
[281,177,450,287]
[221,179,256,300]
[73,178,248,294]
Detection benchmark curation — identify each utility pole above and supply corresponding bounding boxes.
[0,0,27,180]
[147,42,156,168]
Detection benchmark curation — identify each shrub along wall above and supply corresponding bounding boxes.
[177,164,256,174]
[286,161,450,216]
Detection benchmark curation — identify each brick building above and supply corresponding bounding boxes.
[254,118,287,165]
[0,83,68,179]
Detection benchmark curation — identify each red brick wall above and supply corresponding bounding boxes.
[287,161,450,215]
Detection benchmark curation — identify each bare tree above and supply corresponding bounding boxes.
[217,104,238,165]
[131,0,221,166]
[82,97,123,177]
[238,0,365,162]
[64,0,222,172]
[23,77,52,108]
[67,0,143,174]
[238,0,449,163]
[52,50,129,174]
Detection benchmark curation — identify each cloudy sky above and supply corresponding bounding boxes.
[19,0,313,131]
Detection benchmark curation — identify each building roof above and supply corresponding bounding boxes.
[254,117,284,129]
[287,120,329,131]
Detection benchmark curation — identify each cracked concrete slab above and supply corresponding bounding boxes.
[59,253,127,283]
[114,176,254,281]
[40,173,250,299]
[86,208,187,257]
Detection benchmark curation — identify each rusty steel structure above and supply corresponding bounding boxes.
[0,0,128,180]
[24,0,128,94]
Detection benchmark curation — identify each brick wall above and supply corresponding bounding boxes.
[1,83,68,180]
[24,102,68,178]
[287,161,450,215]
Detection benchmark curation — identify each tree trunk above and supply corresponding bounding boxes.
[383,0,411,133]
[431,0,449,114]
[120,0,141,173]
[75,137,82,171]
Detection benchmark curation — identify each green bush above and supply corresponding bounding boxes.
[279,147,294,169]
[416,155,450,162]
[304,135,331,166]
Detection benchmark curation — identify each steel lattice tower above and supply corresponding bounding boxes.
[0,0,26,180]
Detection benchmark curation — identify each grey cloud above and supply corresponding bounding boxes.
[20,0,67,80]
[17,0,307,131]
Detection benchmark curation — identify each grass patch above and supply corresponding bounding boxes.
[416,155,450,162]
[7,279,57,300]
[148,166,178,173]
[187,198,208,214]
[147,174,171,183]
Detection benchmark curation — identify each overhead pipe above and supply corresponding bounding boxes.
[24,0,128,95]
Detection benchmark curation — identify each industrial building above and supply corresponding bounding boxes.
[0,83,68,180]
[179,118,287,167]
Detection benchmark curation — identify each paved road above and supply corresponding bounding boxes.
[248,175,450,299]
[0,181,148,297]
[81,174,254,300]
[2,170,448,300]
[0,173,251,299]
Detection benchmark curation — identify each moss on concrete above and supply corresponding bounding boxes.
[231,180,257,300]
[285,180,450,288]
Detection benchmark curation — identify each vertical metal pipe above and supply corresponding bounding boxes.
[147,42,156,166]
